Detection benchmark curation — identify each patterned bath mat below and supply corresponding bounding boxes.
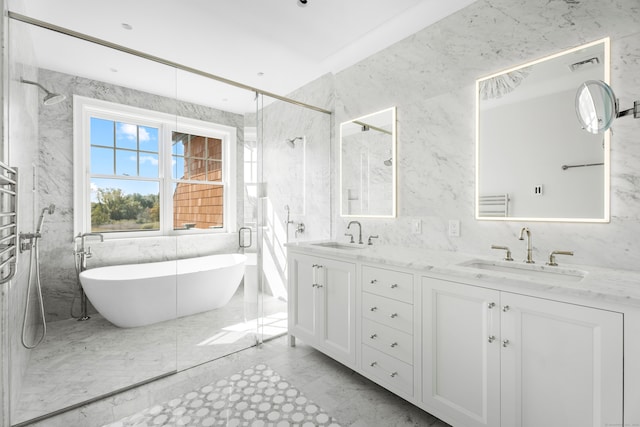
[104,364,341,427]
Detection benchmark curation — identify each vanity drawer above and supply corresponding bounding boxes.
[362,344,413,397]
[362,265,413,303]
[363,292,413,333]
[362,318,413,364]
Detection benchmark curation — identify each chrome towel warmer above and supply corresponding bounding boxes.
[0,161,17,284]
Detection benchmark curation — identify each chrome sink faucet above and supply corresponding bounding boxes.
[347,221,363,244]
[518,227,534,263]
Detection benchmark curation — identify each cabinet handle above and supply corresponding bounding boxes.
[316,264,325,269]
[390,342,398,348]
[370,334,377,340]
[488,302,496,309]
[488,335,496,343]
[312,264,319,268]
[390,372,398,378]
[390,313,398,318]
[390,284,398,289]
[503,305,510,312]
[370,307,378,312]
[316,284,323,288]
[502,339,510,347]
[370,279,378,284]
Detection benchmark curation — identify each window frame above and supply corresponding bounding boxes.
[73,95,237,239]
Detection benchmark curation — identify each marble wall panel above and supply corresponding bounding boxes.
[327,0,640,271]
[257,75,333,296]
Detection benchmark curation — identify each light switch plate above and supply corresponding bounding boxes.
[412,219,422,234]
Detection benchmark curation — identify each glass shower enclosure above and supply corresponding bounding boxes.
[4,12,331,426]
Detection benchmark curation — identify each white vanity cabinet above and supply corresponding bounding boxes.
[421,278,501,427]
[288,252,357,366]
[421,276,623,427]
[287,245,629,427]
[360,265,416,398]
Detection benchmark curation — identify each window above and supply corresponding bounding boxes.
[172,132,224,229]
[74,96,237,238]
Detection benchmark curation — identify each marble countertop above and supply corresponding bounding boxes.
[286,240,640,310]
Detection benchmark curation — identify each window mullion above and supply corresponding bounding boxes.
[161,122,175,236]
[112,121,116,174]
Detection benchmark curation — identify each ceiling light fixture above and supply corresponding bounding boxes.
[121,23,133,30]
[297,0,308,7]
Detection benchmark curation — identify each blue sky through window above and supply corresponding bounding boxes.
[90,117,160,202]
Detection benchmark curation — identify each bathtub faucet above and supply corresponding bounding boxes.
[75,232,104,269]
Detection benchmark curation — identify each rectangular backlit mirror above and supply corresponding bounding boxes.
[476,38,610,222]
[340,107,396,218]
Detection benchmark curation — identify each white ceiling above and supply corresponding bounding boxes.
[9,0,476,113]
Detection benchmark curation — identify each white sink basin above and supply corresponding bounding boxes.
[312,242,365,250]
[459,259,586,282]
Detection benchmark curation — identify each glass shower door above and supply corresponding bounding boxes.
[173,70,261,370]
[254,94,332,343]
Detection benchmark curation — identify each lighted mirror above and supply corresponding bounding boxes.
[476,38,610,222]
[340,107,396,217]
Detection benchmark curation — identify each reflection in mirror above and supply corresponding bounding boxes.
[476,38,610,222]
[340,107,396,217]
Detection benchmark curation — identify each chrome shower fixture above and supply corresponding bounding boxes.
[20,78,67,105]
[384,158,393,166]
[285,136,304,148]
[36,204,56,235]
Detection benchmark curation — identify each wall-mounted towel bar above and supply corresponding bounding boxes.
[0,161,17,285]
[561,162,604,170]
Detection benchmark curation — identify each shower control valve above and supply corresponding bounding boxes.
[18,232,37,253]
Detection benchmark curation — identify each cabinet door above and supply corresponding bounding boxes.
[500,292,623,427]
[422,277,501,427]
[316,258,356,365]
[288,253,318,344]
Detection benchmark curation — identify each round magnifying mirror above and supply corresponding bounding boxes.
[575,80,618,134]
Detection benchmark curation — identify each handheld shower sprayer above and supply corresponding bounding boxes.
[21,203,55,349]
[36,204,56,235]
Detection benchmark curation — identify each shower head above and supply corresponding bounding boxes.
[20,79,67,106]
[42,92,66,106]
[36,204,56,235]
[383,158,393,167]
[285,136,304,148]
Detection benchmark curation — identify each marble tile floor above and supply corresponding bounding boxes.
[105,363,341,426]
[22,335,451,427]
[13,287,287,425]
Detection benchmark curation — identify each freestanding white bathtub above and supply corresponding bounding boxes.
[79,253,246,328]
